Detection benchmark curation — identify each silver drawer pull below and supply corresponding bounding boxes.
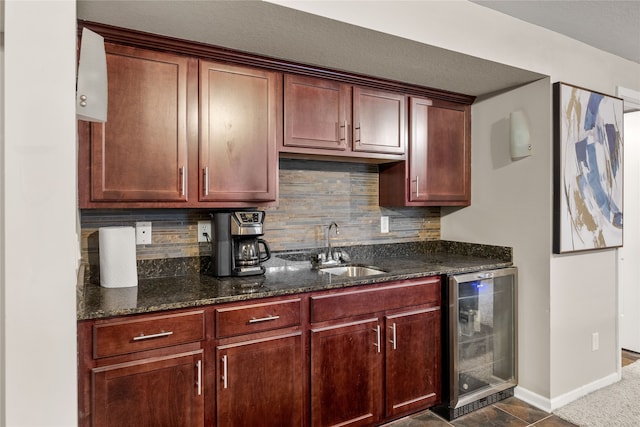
[196,360,202,396]
[222,355,228,389]
[132,331,174,341]
[248,314,280,324]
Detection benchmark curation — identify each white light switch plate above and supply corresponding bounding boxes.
[380,216,389,233]
[135,221,152,245]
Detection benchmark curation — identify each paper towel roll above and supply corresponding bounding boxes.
[101,286,138,310]
[99,226,138,288]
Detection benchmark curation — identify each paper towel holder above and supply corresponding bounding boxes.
[76,27,108,123]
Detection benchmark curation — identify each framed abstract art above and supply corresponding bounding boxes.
[553,82,624,254]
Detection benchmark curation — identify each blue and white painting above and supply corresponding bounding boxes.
[557,83,623,253]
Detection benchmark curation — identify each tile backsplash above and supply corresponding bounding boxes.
[80,159,440,264]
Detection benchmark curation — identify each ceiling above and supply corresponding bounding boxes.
[75,1,637,98]
[471,0,640,65]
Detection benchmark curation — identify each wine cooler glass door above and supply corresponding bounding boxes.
[450,267,517,409]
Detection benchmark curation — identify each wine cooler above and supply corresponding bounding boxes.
[433,267,518,420]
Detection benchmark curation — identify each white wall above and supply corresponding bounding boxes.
[2,1,78,425]
[0,25,5,427]
[271,0,640,409]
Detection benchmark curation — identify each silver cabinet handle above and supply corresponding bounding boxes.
[416,176,420,197]
[222,355,228,389]
[373,325,381,353]
[389,323,397,350]
[339,120,347,142]
[248,314,280,324]
[132,331,173,341]
[203,167,209,196]
[355,123,361,143]
[196,360,202,396]
[180,166,186,196]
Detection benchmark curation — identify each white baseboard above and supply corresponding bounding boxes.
[514,386,552,413]
[514,371,621,413]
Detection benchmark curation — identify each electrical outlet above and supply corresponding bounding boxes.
[197,221,211,243]
[380,216,389,233]
[592,332,599,351]
[135,221,152,245]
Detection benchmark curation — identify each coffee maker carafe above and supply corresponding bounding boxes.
[211,210,271,277]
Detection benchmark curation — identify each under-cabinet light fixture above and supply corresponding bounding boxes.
[509,110,531,159]
[76,28,108,122]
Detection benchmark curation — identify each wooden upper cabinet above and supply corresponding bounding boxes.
[412,98,469,204]
[199,61,280,203]
[281,75,406,161]
[353,87,407,155]
[379,97,470,206]
[284,74,351,151]
[82,43,192,205]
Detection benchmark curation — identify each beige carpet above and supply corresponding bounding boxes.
[554,361,640,426]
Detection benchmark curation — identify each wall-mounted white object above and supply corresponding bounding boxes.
[509,110,531,159]
[135,221,152,245]
[76,28,108,122]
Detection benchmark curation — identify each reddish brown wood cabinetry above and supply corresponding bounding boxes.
[309,277,441,426]
[283,74,406,161]
[79,280,441,427]
[310,319,382,427]
[380,98,471,206]
[353,87,406,156]
[214,298,304,426]
[79,43,193,206]
[199,61,280,203]
[284,74,351,152]
[92,350,204,427]
[216,334,304,426]
[79,44,280,208]
[385,308,441,417]
[78,310,206,427]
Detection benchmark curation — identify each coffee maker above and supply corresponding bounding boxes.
[210,210,271,277]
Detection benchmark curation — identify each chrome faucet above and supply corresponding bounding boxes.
[326,221,339,262]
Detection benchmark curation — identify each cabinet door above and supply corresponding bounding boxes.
[310,319,383,427]
[385,308,441,418]
[353,87,406,155]
[284,74,351,151]
[216,333,304,426]
[409,98,470,205]
[91,350,204,427]
[87,43,191,203]
[200,61,279,202]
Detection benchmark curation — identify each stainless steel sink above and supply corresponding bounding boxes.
[319,265,387,277]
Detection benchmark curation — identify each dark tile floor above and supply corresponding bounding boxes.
[385,350,640,427]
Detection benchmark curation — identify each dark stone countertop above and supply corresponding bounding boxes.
[78,241,513,321]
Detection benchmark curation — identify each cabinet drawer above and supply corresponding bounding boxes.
[215,298,301,338]
[93,311,205,358]
[310,277,440,323]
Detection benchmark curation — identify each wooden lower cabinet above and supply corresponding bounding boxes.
[216,333,304,426]
[385,308,441,418]
[310,319,383,427]
[91,350,204,427]
[79,278,441,427]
